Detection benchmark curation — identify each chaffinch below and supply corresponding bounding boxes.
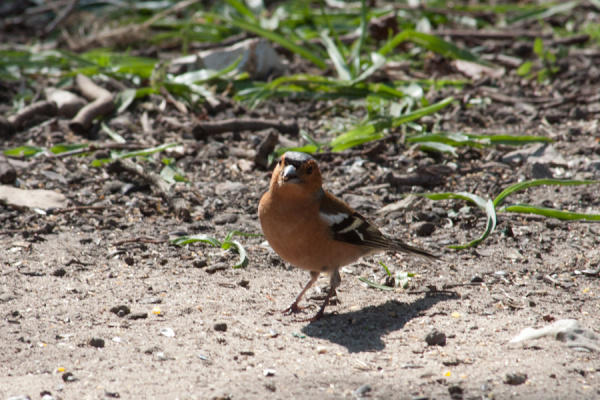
[258,151,438,321]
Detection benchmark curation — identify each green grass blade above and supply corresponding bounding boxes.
[119,143,179,159]
[351,53,386,85]
[320,31,352,81]
[3,146,44,157]
[171,56,242,85]
[228,240,249,268]
[223,230,263,243]
[493,179,598,208]
[330,97,453,152]
[407,132,553,148]
[417,141,458,156]
[380,30,483,64]
[170,234,222,247]
[50,143,90,154]
[379,261,391,277]
[357,276,394,291]
[224,0,258,22]
[500,204,600,221]
[351,0,368,76]
[101,122,127,144]
[449,199,497,250]
[222,16,327,69]
[414,192,488,210]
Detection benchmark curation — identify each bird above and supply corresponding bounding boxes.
[258,151,438,321]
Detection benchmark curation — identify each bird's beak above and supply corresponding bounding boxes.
[282,165,300,183]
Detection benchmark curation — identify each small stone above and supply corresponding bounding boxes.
[240,350,254,356]
[89,337,105,348]
[206,263,228,274]
[316,346,327,354]
[110,305,131,317]
[52,268,67,277]
[425,328,446,346]
[215,181,247,196]
[160,328,175,337]
[127,312,148,320]
[62,372,77,382]
[503,371,527,385]
[214,323,228,332]
[263,368,276,377]
[267,329,278,338]
[470,275,483,283]
[442,358,460,366]
[238,279,249,288]
[353,384,371,397]
[0,158,16,184]
[193,259,208,268]
[265,383,276,392]
[448,385,463,400]
[104,389,120,398]
[413,221,436,237]
[213,213,238,225]
[124,257,134,266]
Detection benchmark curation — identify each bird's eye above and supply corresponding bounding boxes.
[306,166,313,175]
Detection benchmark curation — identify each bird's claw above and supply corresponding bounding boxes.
[282,302,304,315]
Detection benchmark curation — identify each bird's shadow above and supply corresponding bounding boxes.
[300,293,457,353]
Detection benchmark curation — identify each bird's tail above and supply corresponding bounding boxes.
[390,239,439,261]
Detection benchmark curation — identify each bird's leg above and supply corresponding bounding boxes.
[308,269,341,322]
[283,271,319,315]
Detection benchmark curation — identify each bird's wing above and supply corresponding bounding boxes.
[319,191,439,261]
[319,191,391,250]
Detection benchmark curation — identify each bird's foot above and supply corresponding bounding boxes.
[282,302,304,315]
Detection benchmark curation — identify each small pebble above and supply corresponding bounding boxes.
[89,337,105,348]
[238,279,249,288]
[265,383,276,392]
[214,322,228,332]
[104,389,120,398]
[425,328,447,346]
[52,268,67,277]
[504,371,527,385]
[62,372,77,382]
[127,312,148,320]
[470,275,483,283]
[266,329,278,338]
[448,385,463,400]
[413,221,436,237]
[317,346,327,354]
[263,368,276,377]
[110,305,131,317]
[353,384,371,397]
[160,327,175,337]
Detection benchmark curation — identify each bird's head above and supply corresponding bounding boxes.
[269,151,323,199]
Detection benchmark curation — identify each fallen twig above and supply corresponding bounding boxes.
[0,101,58,137]
[113,237,165,245]
[254,131,279,169]
[108,158,191,221]
[193,118,299,140]
[69,74,115,135]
